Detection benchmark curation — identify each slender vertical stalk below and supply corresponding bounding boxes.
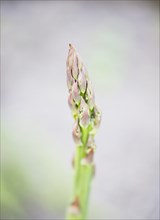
[66,44,101,220]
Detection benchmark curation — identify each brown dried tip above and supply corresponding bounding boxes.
[81,148,94,165]
[68,197,81,216]
[69,43,74,49]
[87,148,94,162]
[71,197,80,207]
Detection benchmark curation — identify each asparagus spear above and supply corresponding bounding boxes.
[66,44,101,220]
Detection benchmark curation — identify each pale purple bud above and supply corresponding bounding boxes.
[68,92,77,114]
[79,106,90,128]
[78,70,86,93]
[72,60,79,80]
[66,45,79,80]
[66,68,73,91]
[86,81,95,110]
[72,120,82,145]
[94,105,101,129]
[82,65,89,79]
[66,44,75,68]
[88,97,95,110]
[72,81,81,105]
[76,53,83,71]
[81,148,94,165]
[79,97,90,128]
[79,97,87,115]
[87,135,96,149]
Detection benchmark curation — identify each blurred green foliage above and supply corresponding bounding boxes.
[1,130,70,219]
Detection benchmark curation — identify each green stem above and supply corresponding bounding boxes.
[74,146,83,197]
[80,164,93,219]
[67,127,94,220]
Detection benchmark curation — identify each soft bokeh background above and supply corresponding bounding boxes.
[1,1,159,219]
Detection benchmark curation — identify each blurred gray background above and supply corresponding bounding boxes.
[1,1,159,219]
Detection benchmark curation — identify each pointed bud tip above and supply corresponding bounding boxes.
[69,43,75,50]
[72,120,82,145]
